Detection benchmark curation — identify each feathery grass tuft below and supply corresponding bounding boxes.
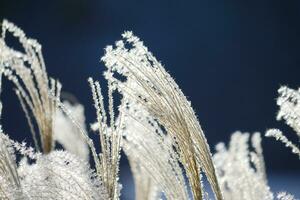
[102,31,223,200]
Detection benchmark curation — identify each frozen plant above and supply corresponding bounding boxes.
[0,20,117,199]
[213,132,272,200]
[266,86,300,158]
[0,20,299,200]
[102,31,223,200]
[213,132,296,200]
[0,19,61,153]
[53,101,89,161]
[120,96,189,199]
[0,129,107,199]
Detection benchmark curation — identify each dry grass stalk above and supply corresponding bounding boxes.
[102,32,223,200]
[0,20,61,153]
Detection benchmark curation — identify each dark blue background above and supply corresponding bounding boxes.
[1,0,300,198]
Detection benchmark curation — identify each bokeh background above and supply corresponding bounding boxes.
[1,0,300,198]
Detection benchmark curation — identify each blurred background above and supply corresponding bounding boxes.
[1,0,300,198]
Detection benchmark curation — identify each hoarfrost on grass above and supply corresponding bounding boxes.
[0,20,299,200]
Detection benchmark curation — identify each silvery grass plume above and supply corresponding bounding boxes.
[53,101,89,161]
[0,20,299,200]
[213,132,296,200]
[0,20,114,199]
[86,77,123,199]
[102,31,223,200]
[120,97,189,199]
[0,129,107,199]
[0,129,25,199]
[101,33,298,200]
[0,20,89,159]
[0,20,61,153]
[266,86,300,158]
[213,132,272,200]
